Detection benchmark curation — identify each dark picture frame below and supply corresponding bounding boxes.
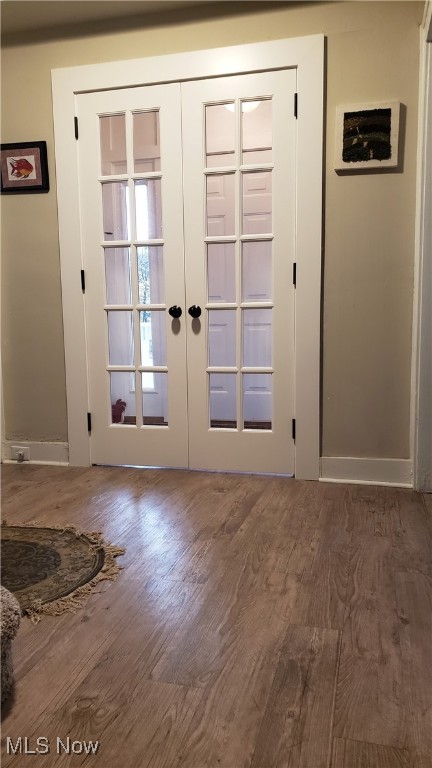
[334,101,400,171]
[1,141,49,194]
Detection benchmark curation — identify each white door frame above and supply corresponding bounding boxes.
[411,4,432,491]
[52,35,324,480]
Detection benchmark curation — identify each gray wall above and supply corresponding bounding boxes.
[1,1,423,458]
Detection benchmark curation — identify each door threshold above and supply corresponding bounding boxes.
[93,463,294,478]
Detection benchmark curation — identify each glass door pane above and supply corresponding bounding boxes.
[241,99,272,164]
[205,103,235,167]
[133,111,161,172]
[242,373,272,429]
[242,308,272,368]
[208,310,236,367]
[100,114,127,175]
[209,373,237,428]
[102,182,130,240]
[242,240,272,302]
[206,173,235,236]
[207,243,236,303]
[135,179,163,239]
[137,246,164,304]
[142,372,168,426]
[107,311,134,366]
[110,372,136,425]
[105,248,131,304]
[242,171,272,234]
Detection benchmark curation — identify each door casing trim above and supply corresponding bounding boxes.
[411,7,432,491]
[52,34,324,480]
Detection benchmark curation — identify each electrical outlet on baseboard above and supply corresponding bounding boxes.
[11,445,30,462]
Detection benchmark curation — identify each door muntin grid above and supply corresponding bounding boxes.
[204,98,274,431]
[99,110,168,428]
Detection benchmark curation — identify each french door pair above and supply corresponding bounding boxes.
[77,69,297,473]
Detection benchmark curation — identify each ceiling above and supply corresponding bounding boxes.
[0,0,223,39]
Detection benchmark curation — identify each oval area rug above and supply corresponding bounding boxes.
[1,523,125,622]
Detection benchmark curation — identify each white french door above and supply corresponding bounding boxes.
[182,72,296,473]
[78,84,188,468]
[77,68,297,473]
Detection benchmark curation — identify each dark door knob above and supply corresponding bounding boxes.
[168,305,182,318]
[188,305,202,318]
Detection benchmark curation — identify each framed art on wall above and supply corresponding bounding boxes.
[1,141,49,193]
[335,101,400,171]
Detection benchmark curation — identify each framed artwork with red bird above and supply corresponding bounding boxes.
[1,141,49,193]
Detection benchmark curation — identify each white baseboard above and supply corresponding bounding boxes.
[0,443,414,486]
[320,456,413,488]
[2,440,69,466]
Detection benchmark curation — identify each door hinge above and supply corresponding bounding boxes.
[293,262,297,287]
[294,93,298,119]
[292,418,296,441]
[74,116,79,140]
[87,412,92,433]
[80,269,86,292]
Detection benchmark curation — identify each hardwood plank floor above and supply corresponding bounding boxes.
[250,625,340,768]
[331,738,411,768]
[1,465,431,768]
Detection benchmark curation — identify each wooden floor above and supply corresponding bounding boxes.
[1,465,431,768]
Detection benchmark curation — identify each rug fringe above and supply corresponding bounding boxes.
[2,521,125,624]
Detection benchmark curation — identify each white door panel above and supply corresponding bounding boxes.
[78,84,188,467]
[182,69,296,473]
